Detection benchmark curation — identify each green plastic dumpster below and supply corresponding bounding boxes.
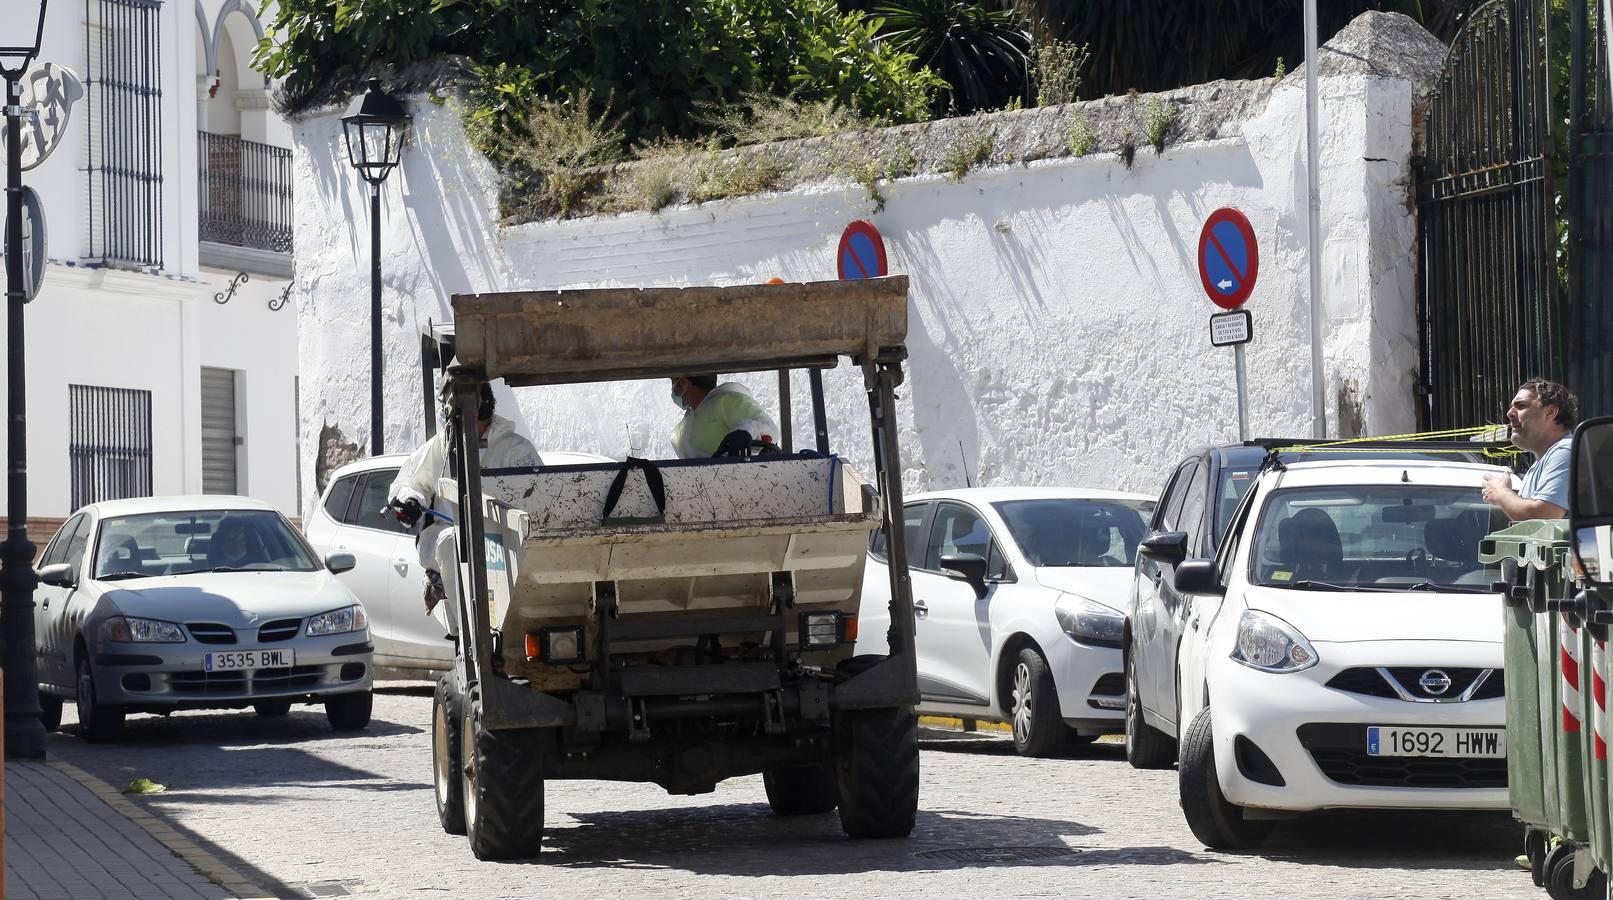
[1480,519,1586,885]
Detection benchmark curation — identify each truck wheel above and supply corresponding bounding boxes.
[325,690,372,731]
[461,687,546,860]
[1125,654,1176,769]
[1009,647,1065,757]
[433,675,466,835]
[38,692,62,732]
[763,764,838,816]
[1178,707,1271,850]
[75,656,125,743]
[833,704,919,839]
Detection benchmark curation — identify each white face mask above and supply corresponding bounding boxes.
[671,386,687,410]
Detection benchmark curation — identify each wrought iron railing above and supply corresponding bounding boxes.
[198,132,294,255]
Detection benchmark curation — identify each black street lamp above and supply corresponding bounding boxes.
[0,0,48,760]
[342,79,410,456]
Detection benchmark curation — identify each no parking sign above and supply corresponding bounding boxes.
[837,221,887,280]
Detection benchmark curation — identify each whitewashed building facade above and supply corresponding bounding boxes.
[2,0,301,544]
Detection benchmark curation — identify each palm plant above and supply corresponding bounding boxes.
[872,0,1035,114]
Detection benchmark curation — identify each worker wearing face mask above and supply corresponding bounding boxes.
[668,375,781,458]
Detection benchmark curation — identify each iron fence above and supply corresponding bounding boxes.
[198,131,295,254]
[69,385,153,512]
[1415,0,1560,430]
[83,0,165,268]
[1569,0,1613,418]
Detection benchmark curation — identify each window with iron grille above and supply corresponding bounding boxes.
[70,385,153,511]
[83,0,165,269]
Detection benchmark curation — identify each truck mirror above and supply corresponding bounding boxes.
[1571,417,1613,586]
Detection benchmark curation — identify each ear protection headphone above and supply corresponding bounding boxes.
[478,383,496,421]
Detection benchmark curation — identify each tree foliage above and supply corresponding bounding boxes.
[872,0,1034,114]
[1003,1,1485,98]
[256,0,944,149]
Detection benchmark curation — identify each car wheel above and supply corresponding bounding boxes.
[38,692,63,732]
[1009,647,1066,757]
[253,700,293,718]
[461,686,546,860]
[764,764,838,816]
[325,690,372,731]
[1125,653,1176,769]
[1178,707,1271,850]
[433,674,466,835]
[74,656,124,743]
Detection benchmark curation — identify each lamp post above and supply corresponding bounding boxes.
[342,79,410,456]
[0,0,49,760]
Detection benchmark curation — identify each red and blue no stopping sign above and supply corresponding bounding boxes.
[1198,208,1259,310]
[837,220,888,280]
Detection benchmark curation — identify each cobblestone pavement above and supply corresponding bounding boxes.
[45,686,1539,900]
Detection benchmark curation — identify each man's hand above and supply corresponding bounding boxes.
[1480,472,1514,506]
[392,497,424,528]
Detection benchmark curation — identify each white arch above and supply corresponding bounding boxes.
[211,0,268,88]
[196,0,216,77]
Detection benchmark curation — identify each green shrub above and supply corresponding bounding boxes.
[1066,112,1096,157]
[943,128,995,181]
[1142,98,1176,155]
[1033,37,1089,107]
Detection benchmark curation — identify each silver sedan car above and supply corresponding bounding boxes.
[33,496,374,741]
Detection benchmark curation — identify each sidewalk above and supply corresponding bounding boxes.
[5,759,265,899]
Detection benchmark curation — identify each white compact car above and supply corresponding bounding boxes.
[858,487,1155,756]
[1151,459,1511,848]
[305,451,611,676]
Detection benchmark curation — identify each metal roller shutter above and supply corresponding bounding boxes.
[201,367,239,495]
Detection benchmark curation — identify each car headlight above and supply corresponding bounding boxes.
[1230,609,1318,673]
[102,616,186,643]
[306,604,367,637]
[1053,596,1124,647]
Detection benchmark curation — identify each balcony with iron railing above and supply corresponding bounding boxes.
[198,131,294,274]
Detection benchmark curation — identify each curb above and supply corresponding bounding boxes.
[918,715,1012,734]
[48,760,273,899]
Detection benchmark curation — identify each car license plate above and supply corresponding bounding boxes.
[204,649,294,672]
[1366,726,1505,758]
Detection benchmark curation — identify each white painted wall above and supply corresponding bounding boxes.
[290,28,1432,515]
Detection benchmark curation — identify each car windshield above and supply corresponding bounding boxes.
[1247,484,1509,592]
[992,498,1153,567]
[93,510,320,579]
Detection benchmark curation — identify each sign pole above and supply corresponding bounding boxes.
[1233,343,1248,442]
[1303,0,1327,439]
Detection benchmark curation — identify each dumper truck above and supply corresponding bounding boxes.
[427,276,921,860]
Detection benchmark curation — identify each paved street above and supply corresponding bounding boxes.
[35,685,1539,899]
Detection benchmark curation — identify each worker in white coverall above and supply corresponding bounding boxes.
[389,381,540,638]
[669,375,782,458]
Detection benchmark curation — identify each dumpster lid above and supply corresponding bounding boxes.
[449,277,909,386]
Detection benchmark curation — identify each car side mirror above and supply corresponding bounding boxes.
[325,552,357,575]
[1138,531,1189,565]
[37,563,75,589]
[939,552,990,599]
[1173,559,1224,596]
[1570,416,1613,586]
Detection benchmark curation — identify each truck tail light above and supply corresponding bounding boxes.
[799,612,855,648]
[526,626,585,664]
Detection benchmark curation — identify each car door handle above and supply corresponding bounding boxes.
[394,557,410,573]
[913,600,929,619]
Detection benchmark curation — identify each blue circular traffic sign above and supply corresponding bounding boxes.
[837,220,887,280]
[1198,208,1258,310]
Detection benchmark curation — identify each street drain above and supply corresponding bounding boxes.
[286,880,362,898]
[914,846,1078,864]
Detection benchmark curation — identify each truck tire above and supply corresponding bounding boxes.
[763,764,838,816]
[38,692,62,732]
[461,687,546,860]
[433,674,466,835]
[833,704,919,839]
[1178,707,1271,850]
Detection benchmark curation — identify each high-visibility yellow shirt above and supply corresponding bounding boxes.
[671,383,780,458]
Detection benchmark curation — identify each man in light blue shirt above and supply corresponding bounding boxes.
[1482,379,1578,520]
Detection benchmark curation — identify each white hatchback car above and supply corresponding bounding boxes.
[1156,459,1511,848]
[858,487,1155,756]
[305,451,611,676]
